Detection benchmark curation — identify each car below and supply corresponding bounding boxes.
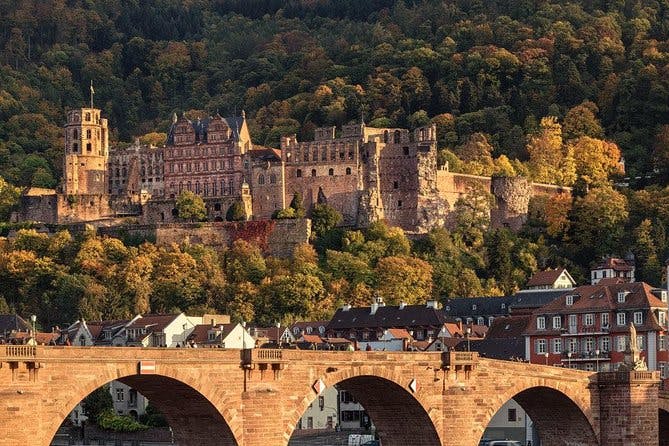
[488,441,522,446]
[360,441,380,446]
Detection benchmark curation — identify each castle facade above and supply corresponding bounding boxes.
[16,106,567,232]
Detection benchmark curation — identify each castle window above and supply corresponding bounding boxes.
[403,147,410,156]
[115,168,120,177]
[86,143,92,152]
[169,164,174,173]
[393,181,399,189]
[394,130,401,143]
[322,151,327,161]
[304,152,309,162]
[397,200,402,208]
[220,180,226,195]
[195,182,201,194]
[383,131,389,143]
[228,146,233,155]
[311,169,317,177]
[179,182,183,192]
[313,150,318,161]
[85,112,91,122]
[86,129,91,139]
[258,174,265,185]
[296,169,302,178]
[346,167,351,175]
[228,180,233,194]
[328,168,334,176]
[195,163,200,172]
[270,174,276,184]
[212,182,218,196]
[348,152,354,160]
[187,163,191,172]
[72,143,78,152]
[204,183,209,196]
[331,149,336,161]
[187,182,192,191]
[73,129,78,139]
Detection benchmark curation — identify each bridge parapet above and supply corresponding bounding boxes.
[597,370,660,385]
[3,345,36,359]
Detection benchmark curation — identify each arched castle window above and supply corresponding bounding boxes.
[403,147,410,156]
[296,169,302,178]
[212,182,218,196]
[270,174,276,184]
[86,143,92,152]
[328,168,334,176]
[312,150,318,161]
[204,182,209,196]
[86,129,91,139]
[179,182,183,192]
[115,168,120,177]
[221,180,226,195]
[321,150,327,161]
[394,130,401,143]
[258,174,265,185]
[311,169,317,177]
[73,129,78,139]
[346,167,351,175]
[187,181,192,191]
[195,182,201,194]
[228,180,233,194]
[85,112,91,122]
[304,152,309,162]
[383,131,389,143]
[122,167,127,177]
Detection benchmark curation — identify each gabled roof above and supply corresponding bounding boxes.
[250,146,282,161]
[485,316,531,339]
[167,114,247,145]
[0,314,30,335]
[526,268,574,287]
[188,323,238,345]
[443,296,511,318]
[327,304,450,331]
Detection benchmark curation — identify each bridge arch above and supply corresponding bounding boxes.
[285,366,443,446]
[660,399,669,446]
[44,354,243,446]
[476,372,599,446]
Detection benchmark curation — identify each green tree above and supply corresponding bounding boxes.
[374,256,432,305]
[226,200,246,222]
[82,385,114,422]
[571,186,628,258]
[175,191,206,222]
[311,204,342,237]
[0,176,20,221]
[289,192,306,218]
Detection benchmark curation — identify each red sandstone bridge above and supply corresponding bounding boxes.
[0,346,666,446]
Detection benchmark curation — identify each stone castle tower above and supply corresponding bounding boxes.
[63,107,109,195]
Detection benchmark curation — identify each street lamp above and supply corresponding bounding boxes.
[30,314,36,345]
[595,349,600,372]
[465,327,471,352]
[544,351,549,366]
[241,321,246,351]
[567,351,572,368]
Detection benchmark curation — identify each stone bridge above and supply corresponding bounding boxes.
[0,346,664,446]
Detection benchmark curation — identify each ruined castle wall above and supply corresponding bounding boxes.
[101,219,310,257]
[436,171,492,212]
[17,194,58,224]
[376,141,420,230]
[250,161,285,220]
[142,197,241,224]
[56,194,113,224]
[490,176,532,230]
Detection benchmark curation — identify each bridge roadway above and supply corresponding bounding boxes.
[0,345,665,446]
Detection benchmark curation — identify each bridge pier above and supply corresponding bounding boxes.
[597,371,660,446]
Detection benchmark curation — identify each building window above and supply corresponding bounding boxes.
[258,174,265,185]
[296,169,302,178]
[617,313,626,326]
[86,143,92,151]
[115,388,124,401]
[537,317,546,330]
[393,181,399,189]
[617,291,628,303]
[328,168,334,176]
[566,295,574,306]
[477,317,484,325]
[72,143,78,152]
[346,167,351,175]
[85,112,91,121]
[472,304,477,310]
[535,339,546,354]
[660,362,668,379]
[86,129,91,139]
[403,146,410,156]
[601,313,609,327]
[397,200,402,208]
[584,314,594,326]
[311,169,317,177]
[660,335,666,351]
[507,408,517,422]
[488,316,494,326]
[568,338,578,353]
[552,316,561,329]
[600,336,610,352]
[552,338,562,354]
[584,337,594,352]
[616,335,627,352]
[633,311,643,325]
[270,174,276,184]
[637,335,644,350]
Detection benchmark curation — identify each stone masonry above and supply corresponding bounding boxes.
[0,346,665,446]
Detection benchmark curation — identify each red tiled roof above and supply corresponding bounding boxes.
[592,257,634,272]
[300,334,323,343]
[525,282,667,335]
[387,328,411,339]
[526,268,566,287]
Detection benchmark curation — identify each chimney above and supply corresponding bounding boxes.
[399,302,407,310]
[342,304,352,312]
[426,300,439,309]
[370,302,379,315]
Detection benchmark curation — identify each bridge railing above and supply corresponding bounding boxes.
[597,370,660,383]
[441,351,478,370]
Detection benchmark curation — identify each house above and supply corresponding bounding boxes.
[289,321,329,338]
[296,386,339,430]
[125,313,199,347]
[58,319,95,346]
[591,256,635,285]
[525,268,576,290]
[90,319,137,346]
[524,282,668,374]
[356,328,412,351]
[187,322,254,348]
[326,298,453,346]
[250,324,296,348]
[468,316,530,361]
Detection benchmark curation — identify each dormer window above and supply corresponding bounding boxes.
[208,332,216,341]
[318,326,325,334]
[306,326,313,334]
[537,316,546,330]
[634,311,643,326]
[566,295,574,306]
[617,291,629,303]
[472,304,477,310]
[552,316,561,329]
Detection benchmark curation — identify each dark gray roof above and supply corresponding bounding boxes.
[507,289,570,311]
[464,338,526,360]
[443,296,513,319]
[326,305,450,331]
[0,314,30,336]
[166,114,245,145]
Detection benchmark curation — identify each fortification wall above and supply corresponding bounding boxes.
[99,219,311,258]
[436,171,570,230]
[56,194,113,224]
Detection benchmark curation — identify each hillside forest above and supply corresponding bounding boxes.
[2,1,669,325]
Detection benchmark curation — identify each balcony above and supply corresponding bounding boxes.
[560,326,610,336]
[561,351,610,361]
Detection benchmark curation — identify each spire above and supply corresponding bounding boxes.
[241,109,246,119]
[172,112,178,124]
[90,80,95,109]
